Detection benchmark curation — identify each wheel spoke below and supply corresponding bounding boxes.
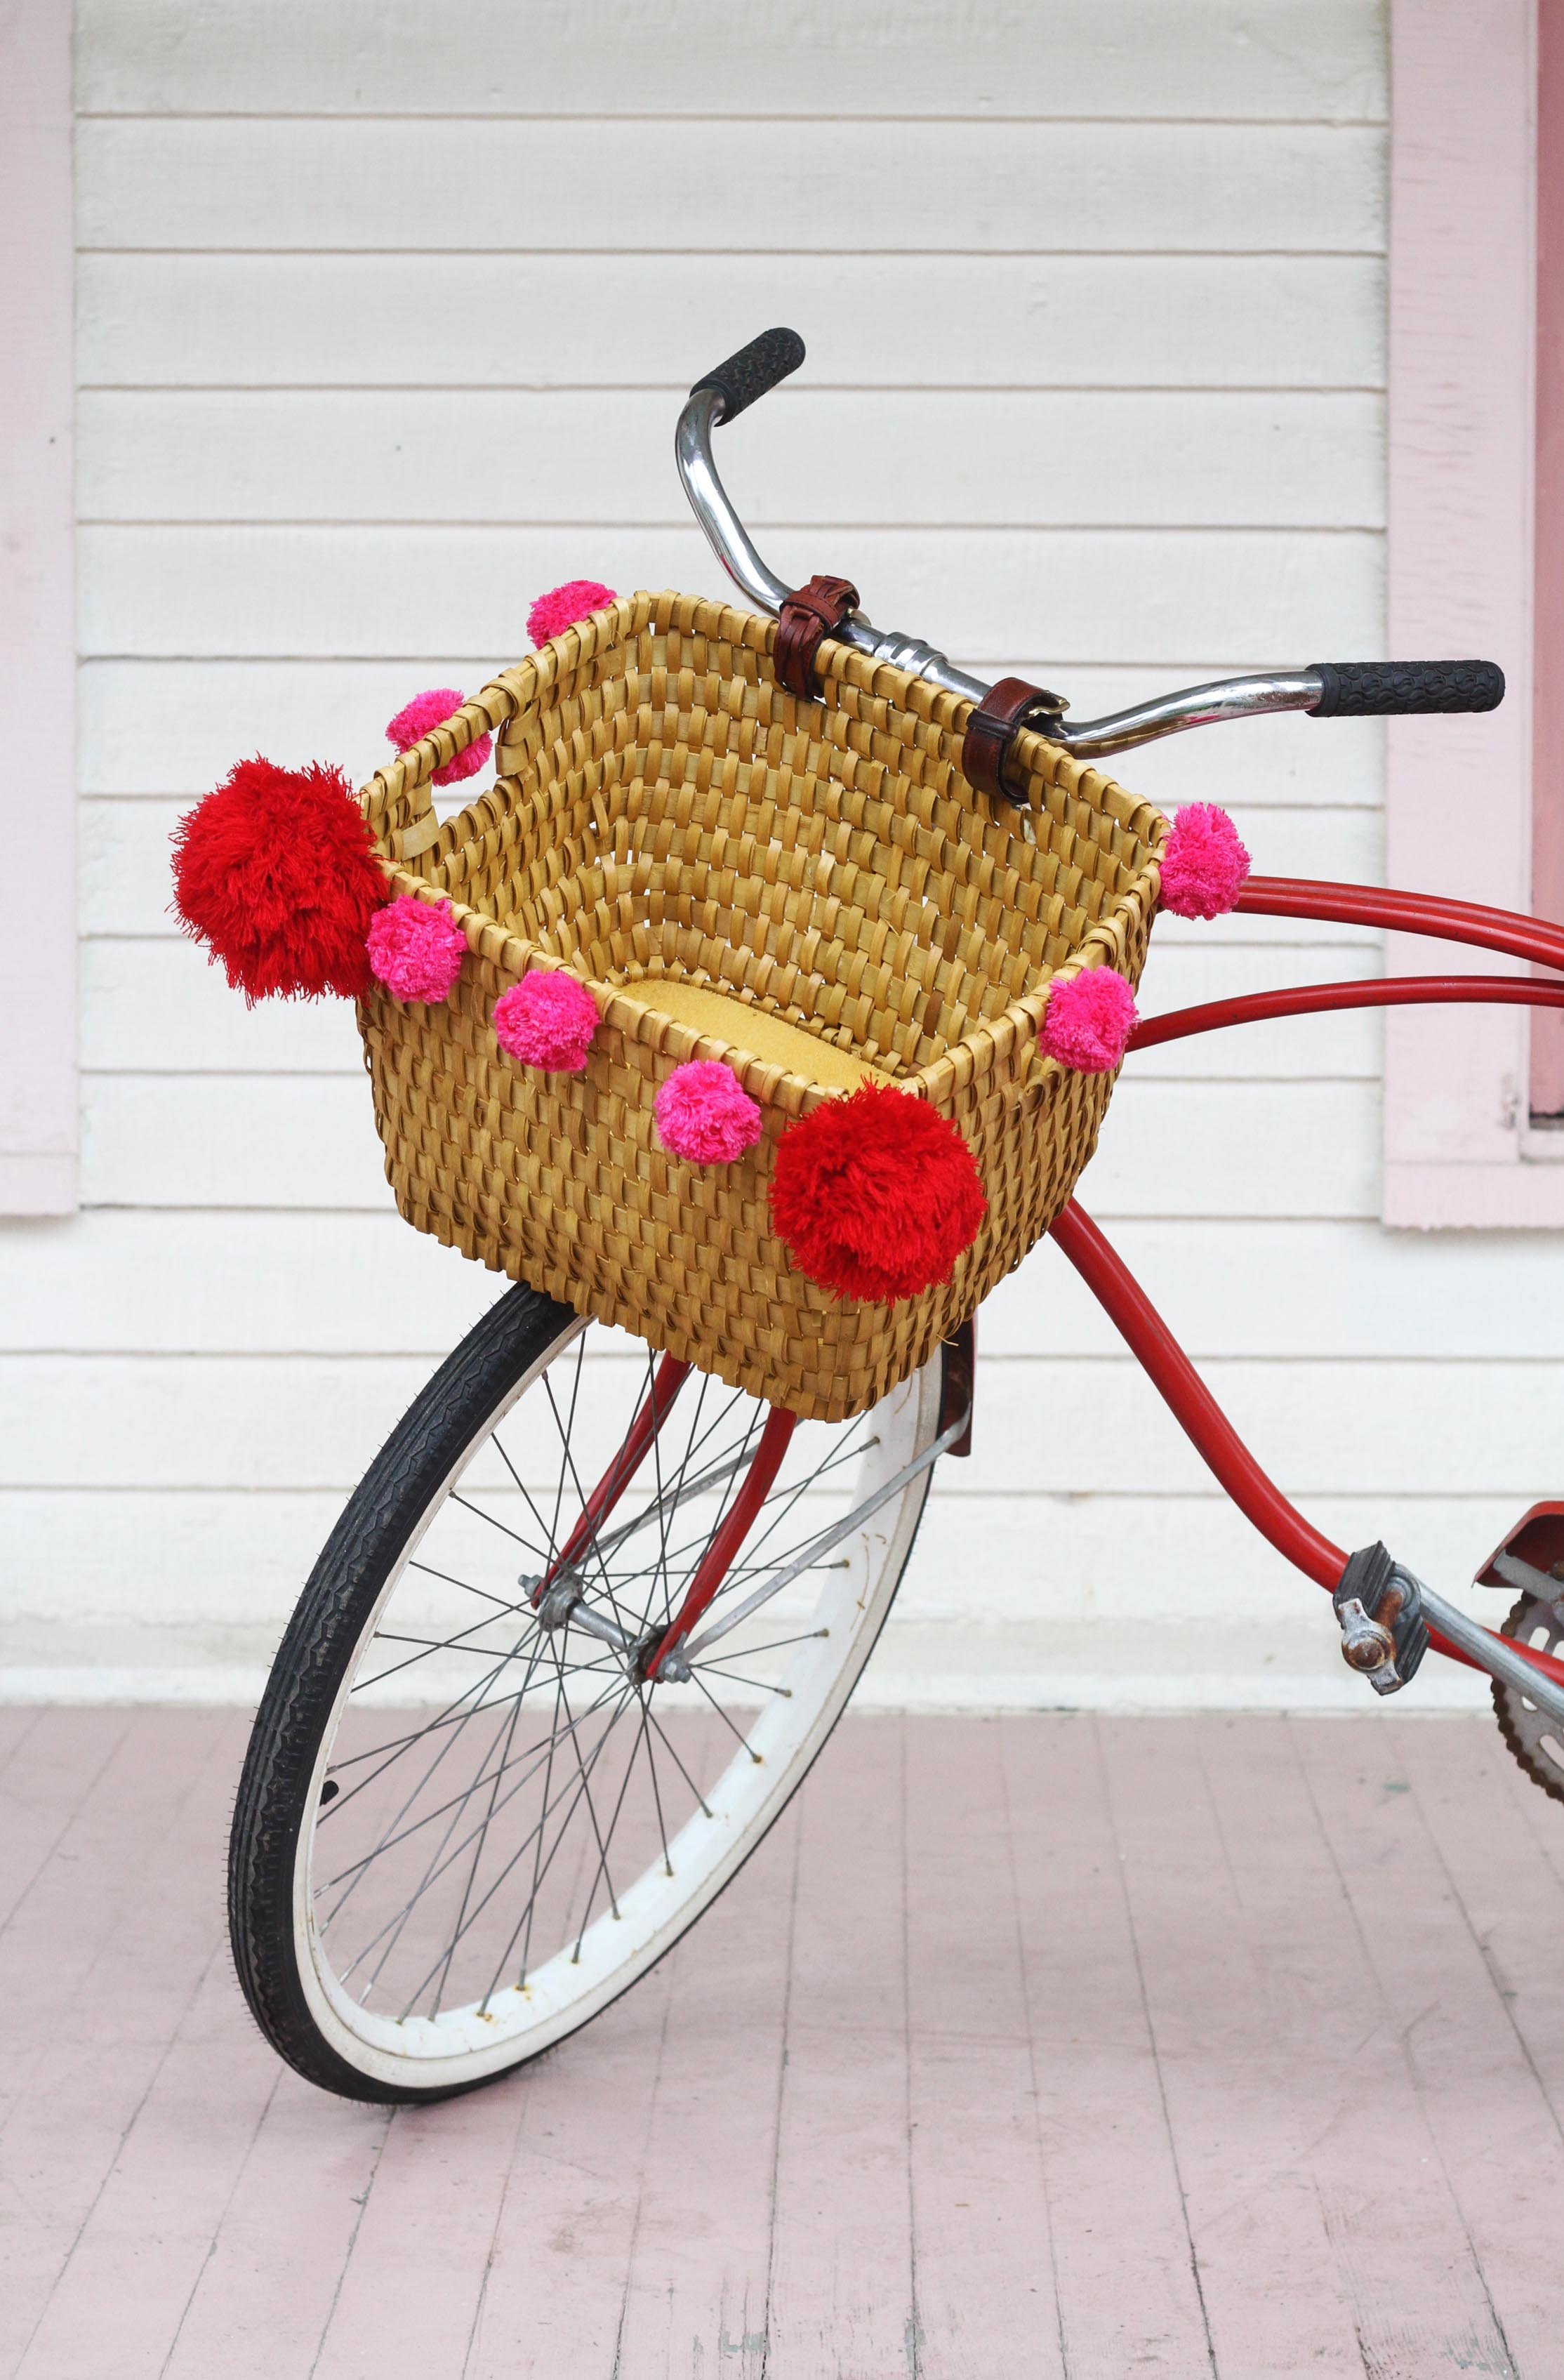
[550,1634,624,1933]
[324,1633,621,1818]
[395,1674,639,2018]
[688,1670,763,1763]
[262,1309,936,2075]
[690,1662,792,1698]
[408,1558,528,1610]
[632,1687,675,1879]
[426,1685,529,2019]
[644,1421,870,1586]
[448,1490,541,1552]
[336,1671,630,1991]
[320,1664,626,1911]
[543,1370,639,1639]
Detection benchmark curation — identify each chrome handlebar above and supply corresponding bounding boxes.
[676,348,1504,758]
[675,381,1327,759]
[677,385,995,711]
[1052,673,1327,760]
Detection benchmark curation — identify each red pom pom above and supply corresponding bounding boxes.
[770,1084,987,1304]
[171,757,386,1003]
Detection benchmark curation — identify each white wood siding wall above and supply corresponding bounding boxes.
[5,0,1543,1703]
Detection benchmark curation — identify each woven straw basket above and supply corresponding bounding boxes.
[357,590,1165,1423]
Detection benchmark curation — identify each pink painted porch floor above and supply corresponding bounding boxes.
[2,1706,1562,2378]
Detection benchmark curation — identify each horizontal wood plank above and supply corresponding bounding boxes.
[0,1210,500,1353]
[82,940,364,1071]
[8,1209,1564,1360]
[75,1071,1380,1215]
[81,1073,396,1209]
[0,1485,1523,1632]
[76,253,1387,392]
[77,524,1384,663]
[78,390,1385,529]
[75,0,1386,121]
[6,1349,1555,1493]
[77,119,1386,256]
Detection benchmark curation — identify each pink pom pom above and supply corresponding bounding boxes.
[1040,966,1138,1073]
[526,581,618,647]
[366,895,467,1005]
[654,1060,764,1165]
[385,687,492,788]
[1158,802,1252,920]
[493,972,599,1072]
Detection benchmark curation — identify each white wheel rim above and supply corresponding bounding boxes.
[291,1328,941,2091]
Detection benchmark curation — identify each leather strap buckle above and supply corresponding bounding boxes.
[774,574,860,701]
[962,675,1066,806]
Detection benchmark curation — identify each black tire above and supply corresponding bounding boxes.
[227,1284,939,2103]
[228,1284,576,2103]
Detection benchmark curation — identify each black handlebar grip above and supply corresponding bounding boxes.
[1308,659,1505,717]
[691,328,806,423]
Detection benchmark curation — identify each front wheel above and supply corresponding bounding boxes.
[227,1286,943,2102]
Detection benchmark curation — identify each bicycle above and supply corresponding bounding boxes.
[209,331,1564,2104]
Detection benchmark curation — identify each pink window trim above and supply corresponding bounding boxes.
[0,0,76,1215]
[1384,0,1563,1225]
[1533,0,1564,1116]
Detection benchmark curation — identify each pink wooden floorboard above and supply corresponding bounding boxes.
[161,2077,390,2380]
[0,1705,44,1778]
[1297,1719,1564,2376]
[463,1968,674,2378]
[2,1707,1563,2376]
[763,1714,918,2376]
[311,2057,531,2380]
[1492,1712,1564,1907]
[1000,1715,1215,2373]
[1185,1716,1509,2376]
[1098,1715,1372,2377]
[0,1711,239,2370]
[903,1717,1066,2380]
[1446,1713,1564,2094]
[610,1804,797,2380]
[12,1719,274,2380]
[0,1705,132,1933]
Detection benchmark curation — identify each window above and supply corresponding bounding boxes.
[1384,0,1564,1222]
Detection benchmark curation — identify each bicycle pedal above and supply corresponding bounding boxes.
[1333,1542,1430,1695]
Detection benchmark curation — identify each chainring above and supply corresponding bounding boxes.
[1493,1591,1564,1806]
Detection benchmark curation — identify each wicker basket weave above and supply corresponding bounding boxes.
[357,590,1165,1423]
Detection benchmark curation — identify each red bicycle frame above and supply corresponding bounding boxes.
[537,875,1564,1707]
[1067,873,1564,1700]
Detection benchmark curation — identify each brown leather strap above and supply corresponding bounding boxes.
[961,675,1064,805]
[774,574,859,700]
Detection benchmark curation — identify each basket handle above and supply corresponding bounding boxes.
[359,684,517,861]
